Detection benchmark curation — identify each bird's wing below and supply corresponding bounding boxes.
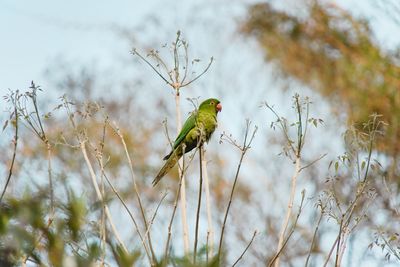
[173,111,197,149]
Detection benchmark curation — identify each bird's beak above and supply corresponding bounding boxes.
[216,103,222,112]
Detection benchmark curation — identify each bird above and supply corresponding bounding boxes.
[153,98,222,186]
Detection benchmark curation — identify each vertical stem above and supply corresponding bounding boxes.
[1,105,18,202]
[194,146,204,264]
[337,230,349,267]
[324,236,339,267]
[218,121,256,261]
[164,155,186,264]
[117,129,156,264]
[335,217,344,267]
[218,151,246,258]
[99,163,152,263]
[46,143,54,216]
[203,149,214,259]
[100,121,107,266]
[175,91,190,254]
[80,141,128,253]
[274,156,301,267]
[305,211,324,267]
[100,173,106,266]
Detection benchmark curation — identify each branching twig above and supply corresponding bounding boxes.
[131,48,173,87]
[218,120,257,260]
[180,57,214,87]
[62,98,128,253]
[323,115,383,266]
[266,94,316,267]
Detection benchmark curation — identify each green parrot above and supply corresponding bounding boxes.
[153,98,222,186]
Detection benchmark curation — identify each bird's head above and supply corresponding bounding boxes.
[199,98,222,113]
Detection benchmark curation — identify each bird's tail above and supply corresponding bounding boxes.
[152,146,183,186]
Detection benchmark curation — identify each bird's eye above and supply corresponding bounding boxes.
[210,101,214,105]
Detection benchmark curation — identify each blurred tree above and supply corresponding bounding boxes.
[241,1,400,180]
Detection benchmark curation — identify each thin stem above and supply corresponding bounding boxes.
[378,231,400,261]
[30,84,46,139]
[181,57,213,87]
[295,95,303,155]
[305,210,324,267]
[80,141,128,253]
[269,190,305,267]
[99,117,107,266]
[232,231,258,267]
[193,146,204,264]
[173,31,181,84]
[265,103,296,154]
[335,216,344,267]
[299,153,327,172]
[115,127,156,263]
[1,104,18,202]
[98,163,152,264]
[324,235,339,267]
[131,48,173,86]
[152,51,173,82]
[181,41,189,85]
[46,143,54,216]
[144,191,168,238]
[203,149,214,259]
[324,131,376,266]
[164,155,186,264]
[301,100,310,150]
[274,156,301,267]
[218,150,245,257]
[218,121,256,260]
[175,92,190,255]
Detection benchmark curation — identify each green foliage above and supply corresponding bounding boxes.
[111,245,140,267]
[64,190,87,241]
[168,245,219,267]
[0,190,108,266]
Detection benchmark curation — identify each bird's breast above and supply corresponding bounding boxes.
[197,114,217,141]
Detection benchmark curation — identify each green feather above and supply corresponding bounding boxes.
[153,98,221,186]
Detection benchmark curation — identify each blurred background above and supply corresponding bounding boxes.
[1,0,400,266]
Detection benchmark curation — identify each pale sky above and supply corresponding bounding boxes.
[1,0,399,94]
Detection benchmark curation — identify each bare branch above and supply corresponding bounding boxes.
[232,230,258,267]
[299,153,328,172]
[1,95,18,202]
[193,145,204,264]
[218,120,257,260]
[131,48,173,86]
[181,57,214,87]
[269,190,306,267]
